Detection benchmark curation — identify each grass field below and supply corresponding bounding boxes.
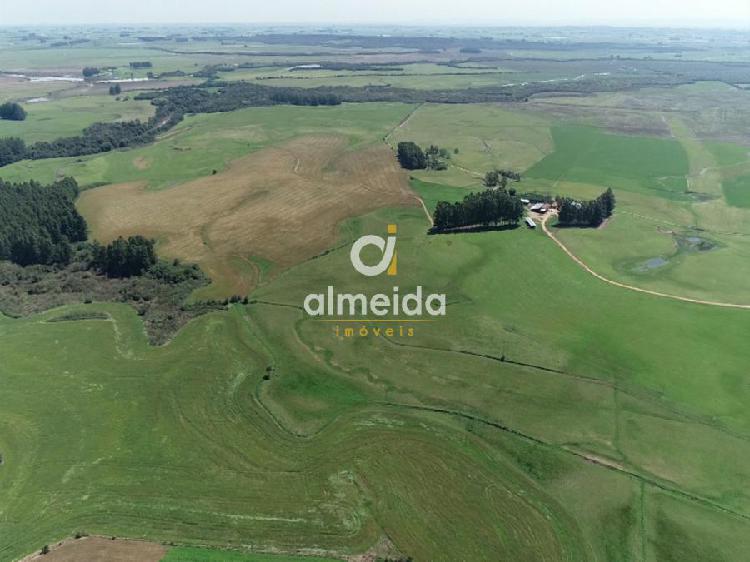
[0,95,154,143]
[525,124,689,198]
[0,103,416,189]
[4,33,750,562]
[721,175,750,208]
[408,178,472,213]
[388,103,553,186]
[0,75,78,104]
[3,207,750,562]
[531,105,750,304]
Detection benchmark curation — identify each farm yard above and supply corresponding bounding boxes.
[2,23,750,562]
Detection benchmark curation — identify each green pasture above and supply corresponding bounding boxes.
[543,115,750,304]
[0,103,416,189]
[722,175,750,208]
[525,124,689,197]
[3,206,750,562]
[408,177,473,213]
[0,95,154,143]
[0,77,77,103]
[389,103,553,186]
[0,45,220,77]
[219,63,535,90]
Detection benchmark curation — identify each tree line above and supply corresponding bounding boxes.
[556,188,615,227]
[268,90,341,106]
[0,119,159,167]
[0,76,677,170]
[0,177,87,266]
[433,188,525,232]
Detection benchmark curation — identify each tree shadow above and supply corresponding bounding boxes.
[428,223,520,235]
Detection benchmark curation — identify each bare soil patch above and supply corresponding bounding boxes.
[78,135,416,297]
[21,536,166,562]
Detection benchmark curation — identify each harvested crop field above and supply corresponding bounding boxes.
[78,135,417,297]
[21,537,166,562]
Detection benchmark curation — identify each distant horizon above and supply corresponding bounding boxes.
[2,0,748,30]
[1,21,748,31]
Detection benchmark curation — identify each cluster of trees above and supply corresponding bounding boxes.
[0,137,27,166]
[483,168,521,189]
[397,142,426,169]
[556,188,615,227]
[0,177,87,266]
[108,84,122,95]
[268,90,340,106]
[433,188,525,231]
[129,61,153,68]
[91,236,157,278]
[0,102,26,121]
[396,142,451,170]
[424,144,451,170]
[82,66,99,78]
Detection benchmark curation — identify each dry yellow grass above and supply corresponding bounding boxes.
[78,136,417,298]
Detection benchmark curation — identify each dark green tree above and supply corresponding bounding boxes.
[0,137,26,166]
[92,236,157,277]
[0,177,86,266]
[0,102,27,121]
[396,141,426,170]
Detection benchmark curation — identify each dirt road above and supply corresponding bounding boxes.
[540,212,750,310]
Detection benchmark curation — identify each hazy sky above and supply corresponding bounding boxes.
[1,0,748,27]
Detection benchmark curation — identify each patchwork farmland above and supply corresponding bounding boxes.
[2,21,750,562]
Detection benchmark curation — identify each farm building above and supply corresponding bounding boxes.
[525,217,536,228]
[530,203,547,213]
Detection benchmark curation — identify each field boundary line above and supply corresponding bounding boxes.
[540,213,750,310]
[383,102,424,144]
[381,401,750,523]
[381,334,750,443]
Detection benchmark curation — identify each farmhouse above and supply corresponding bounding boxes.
[530,202,547,213]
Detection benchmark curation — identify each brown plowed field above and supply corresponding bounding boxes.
[78,136,416,297]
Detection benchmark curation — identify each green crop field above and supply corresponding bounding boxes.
[525,124,689,197]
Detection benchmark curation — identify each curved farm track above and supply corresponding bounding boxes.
[540,212,750,310]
